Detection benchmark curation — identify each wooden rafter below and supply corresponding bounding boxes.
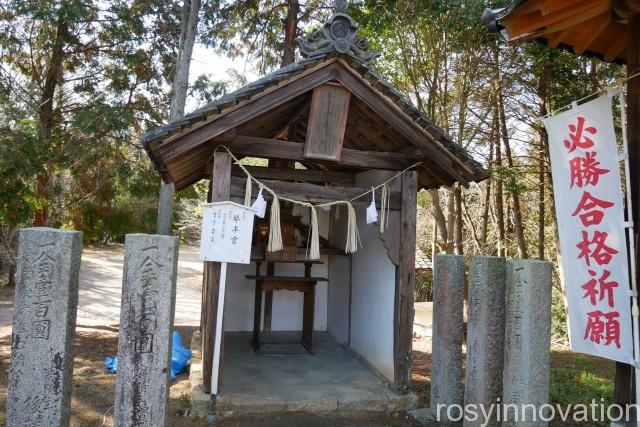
[332,60,474,182]
[157,59,338,162]
[504,0,610,35]
[604,27,628,61]
[574,12,612,54]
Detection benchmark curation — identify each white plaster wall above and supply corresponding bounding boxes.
[327,205,350,344]
[349,170,397,382]
[222,203,329,332]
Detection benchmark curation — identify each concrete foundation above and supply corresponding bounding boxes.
[189,331,418,418]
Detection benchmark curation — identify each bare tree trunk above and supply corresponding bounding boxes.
[493,109,506,257]
[499,103,528,258]
[494,45,528,259]
[454,185,463,255]
[537,144,546,260]
[461,196,481,253]
[429,189,449,252]
[282,0,299,67]
[431,217,438,259]
[157,0,201,235]
[34,13,68,226]
[480,141,493,251]
[537,62,551,261]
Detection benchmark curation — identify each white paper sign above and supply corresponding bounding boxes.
[543,95,634,364]
[199,201,255,264]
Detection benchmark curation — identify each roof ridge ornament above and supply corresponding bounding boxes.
[296,0,380,64]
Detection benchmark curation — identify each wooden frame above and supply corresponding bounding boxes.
[147,58,482,190]
[229,176,402,210]
[393,171,417,391]
[225,136,413,170]
[201,151,231,393]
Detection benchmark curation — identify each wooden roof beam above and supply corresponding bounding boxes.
[224,135,413,170]
[229,176,402,210]
[204,164,357,186]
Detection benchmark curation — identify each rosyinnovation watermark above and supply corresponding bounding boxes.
[435,399,640,426]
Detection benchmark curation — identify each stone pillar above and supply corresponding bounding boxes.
[503,260,553,426]
[114,234,179,427]
[464,256,507,427]
[7,228,82,427]
[430,254,464,421]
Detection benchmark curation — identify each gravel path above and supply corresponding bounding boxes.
[0,244,203,337]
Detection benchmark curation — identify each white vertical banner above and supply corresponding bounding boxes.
[543,95,634,364]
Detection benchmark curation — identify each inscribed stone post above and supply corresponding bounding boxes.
[430,254,464,421]
[464,256,507,427]
[7,227,82,427]
[114,234,179,427]
[503,260,553,426]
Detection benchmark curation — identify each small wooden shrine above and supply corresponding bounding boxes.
[143,1,487,396]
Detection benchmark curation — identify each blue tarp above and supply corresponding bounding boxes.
[105,331,192,381]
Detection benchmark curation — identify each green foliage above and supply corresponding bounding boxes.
[200,1,330,73]
[0,115,43,225]
[0,0,182,241]
[549,352,615,426]
[492,165,526,196]
[551,285,569,342]
[415,271,433,302]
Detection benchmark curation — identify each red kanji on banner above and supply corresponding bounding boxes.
[569,152,610,188]
[571,191,615,227]
[581,269,618,307]
[576,230,619,266]
[564,116,597,153]
[584,310,621,348]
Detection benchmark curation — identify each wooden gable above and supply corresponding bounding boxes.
[143,56,488,192]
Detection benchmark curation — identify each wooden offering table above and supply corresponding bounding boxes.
[248,259,327,354]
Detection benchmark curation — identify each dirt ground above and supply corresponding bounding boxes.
[0,325,422,426]
[0,244,422,426]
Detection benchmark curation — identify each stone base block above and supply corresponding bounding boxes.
[189,331,213,419]
[408,407,463,426]
[386,390,420,412]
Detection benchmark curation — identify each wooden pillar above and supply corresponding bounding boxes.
[201,151,232,393]
[394,170,417,391]
[156,181,175,235]
[616,8,640,415]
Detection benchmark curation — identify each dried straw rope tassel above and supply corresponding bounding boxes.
[345,202,361,254]
[267,194,283,252]
[244,176,252,207]
[307,206,320,260]
[380,184,390,233]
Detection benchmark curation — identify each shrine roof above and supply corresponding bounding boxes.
[482,0,630,64]
[142,5,488,191]
[141,52,488,191]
